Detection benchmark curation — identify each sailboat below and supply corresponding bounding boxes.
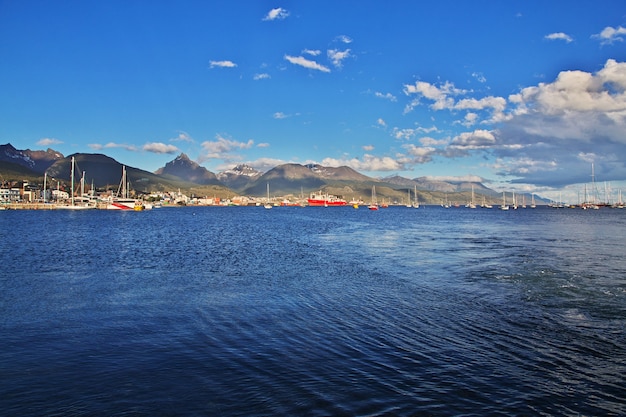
[57,156,95,210]
[500,191,510,210]
[106,165,147,210]
[413,185,420,208]
[530,193,536,209]
[406,189,412,208]
[368,186,379,210]
[264,183,272,209]
[466,185,477,209]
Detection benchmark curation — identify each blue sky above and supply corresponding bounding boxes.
[1,1,626,200]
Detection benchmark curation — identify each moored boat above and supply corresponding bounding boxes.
[106,165,149,210]
[368,186,379,210]
[307,191,347,207]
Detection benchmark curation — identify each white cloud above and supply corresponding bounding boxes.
[471,72,487,83]
[335,35,353,44]
[392,128,418,140]
[209,60,237,68]
[200,135,254,160]
[262,7,289,21]
[455,96,506,112]
[419,137,448,147]
[455,96,508,123]
[592,26,626,45]
[302,49,321,56]
[273,112,288,119]
[321,154,403,171]
[376,118,386,127]
[461,112,479,127]
[37,137,62,146]
[253,73,270,80]
[545,32,573,43]
[490,59,626,184]
[328,49,351,68]
[402,144,437,163]
[392,125,439,140]
[284,55,331,73]
[403,80,465,111]
[514,59,626,115]
[424,174,485,182]
[444,129,497,157]
[88,142,138,152]
[452,129,496,146]
[363,145,374,151]
[171,131,194,142]
[374,91,397,102]
[143,142,179,154]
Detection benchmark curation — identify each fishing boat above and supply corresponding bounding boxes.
[368,186,379,210]
[307,191,347,207]
[106,166,147,210]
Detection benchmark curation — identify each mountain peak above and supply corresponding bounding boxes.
[175,153,191,162]
[155,154,221,185]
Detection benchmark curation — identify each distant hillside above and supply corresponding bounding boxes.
[0,160,43,186]
[217,164,263,192]
[243,163,374,196]
[44,153,234,197]
[0,143,63,173]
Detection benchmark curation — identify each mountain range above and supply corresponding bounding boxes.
[0,143,539,204]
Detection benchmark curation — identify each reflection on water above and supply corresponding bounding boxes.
[1,207,625,415]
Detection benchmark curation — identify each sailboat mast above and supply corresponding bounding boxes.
[43,172,47,203]
[70,156,75,206]
[81,171,86,200]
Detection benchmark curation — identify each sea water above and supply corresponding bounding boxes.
[1,206,625,415]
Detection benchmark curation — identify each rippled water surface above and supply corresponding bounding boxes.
[1,206,625,415]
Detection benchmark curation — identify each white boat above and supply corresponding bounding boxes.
[106,166,148,210]
[413,185,420,208]
[500,192,509,210]
[368,186,379,210]
[56,156,95,210]
[466,185,477,209]
[442,194,450,208]
[406,189,412,208]
[264,183,272,209]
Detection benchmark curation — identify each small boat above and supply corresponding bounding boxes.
[466,185,477,209]
[264,183,272,209]
[412,185,420,208]
[500,191,509,210]
[368,186,379,210]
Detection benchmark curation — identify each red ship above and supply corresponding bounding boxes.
[307,191,348,207]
